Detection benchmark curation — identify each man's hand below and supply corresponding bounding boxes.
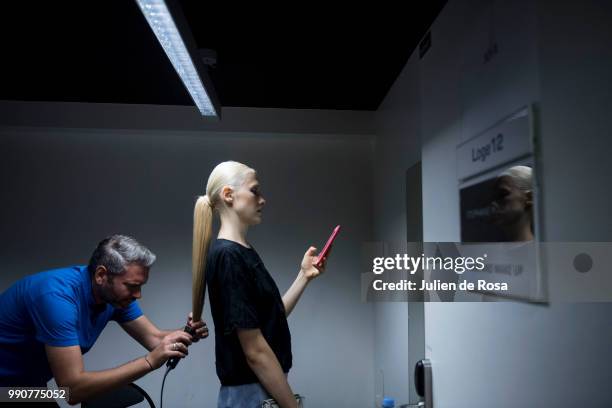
[187,312,209,342]
[146,330,192,369]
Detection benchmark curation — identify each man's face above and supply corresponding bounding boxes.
[489,176,531,225]
[98,264,149,308]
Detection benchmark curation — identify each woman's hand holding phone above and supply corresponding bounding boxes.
[300,246,330,281]
[300,225,340,281]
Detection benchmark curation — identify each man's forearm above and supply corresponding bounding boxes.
[146,328,181,351]
[64,356,152,404]
[150,329,171,348]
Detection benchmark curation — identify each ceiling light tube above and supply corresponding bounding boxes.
[135,0,220,117]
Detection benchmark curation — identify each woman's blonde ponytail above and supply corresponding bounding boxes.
[191,195,213,322]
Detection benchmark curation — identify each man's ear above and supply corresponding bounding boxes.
[525,190,534,208]
[94,265,108,285]
[221,186,234,206]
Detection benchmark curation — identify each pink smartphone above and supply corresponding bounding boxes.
[315,225,341,267]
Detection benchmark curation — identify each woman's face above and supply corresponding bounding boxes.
[231,171,266,225]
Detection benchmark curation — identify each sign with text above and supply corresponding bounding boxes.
[457,107,532,181]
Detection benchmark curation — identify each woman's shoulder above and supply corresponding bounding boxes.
[207,240,260,284]
[211,238,245,253]
[209,239,238,259]
[208,239,256,266]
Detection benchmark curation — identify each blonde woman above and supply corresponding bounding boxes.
[191,161,328,408]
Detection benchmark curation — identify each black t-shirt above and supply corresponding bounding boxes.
[205,238,292,386]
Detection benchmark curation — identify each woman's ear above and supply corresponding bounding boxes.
[221,186,234,206]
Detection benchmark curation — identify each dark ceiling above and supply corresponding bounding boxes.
[0,1,446,111]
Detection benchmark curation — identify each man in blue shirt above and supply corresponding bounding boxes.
[0,235,208,405]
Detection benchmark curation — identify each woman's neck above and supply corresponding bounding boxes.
[218,215,250,247]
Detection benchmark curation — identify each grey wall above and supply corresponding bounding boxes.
[0,105,375,407]
[373,0,612,407]
[372,52,423,406]
[4,1,612,406]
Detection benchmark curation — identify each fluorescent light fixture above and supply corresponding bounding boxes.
[135,0,219,117]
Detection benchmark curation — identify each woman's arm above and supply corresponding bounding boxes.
[282,271,309,317]
[237,328,298,408]
[282,246,328,317]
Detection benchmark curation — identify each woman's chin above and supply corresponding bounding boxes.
[240,214,262,226]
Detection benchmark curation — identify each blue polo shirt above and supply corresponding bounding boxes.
[0,265,143,386]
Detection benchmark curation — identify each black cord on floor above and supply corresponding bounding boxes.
[160,365,172,408]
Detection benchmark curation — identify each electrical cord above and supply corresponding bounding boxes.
[160,364,172,408]
[160,325,194,408]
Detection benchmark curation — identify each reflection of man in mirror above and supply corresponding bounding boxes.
[489,165,534,242]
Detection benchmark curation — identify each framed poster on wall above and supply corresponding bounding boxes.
[455,105,546,302]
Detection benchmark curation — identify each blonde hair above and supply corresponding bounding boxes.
[191,161,255,321]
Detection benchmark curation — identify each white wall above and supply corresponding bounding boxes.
[0,104,376,407]
[374,0,612,407]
